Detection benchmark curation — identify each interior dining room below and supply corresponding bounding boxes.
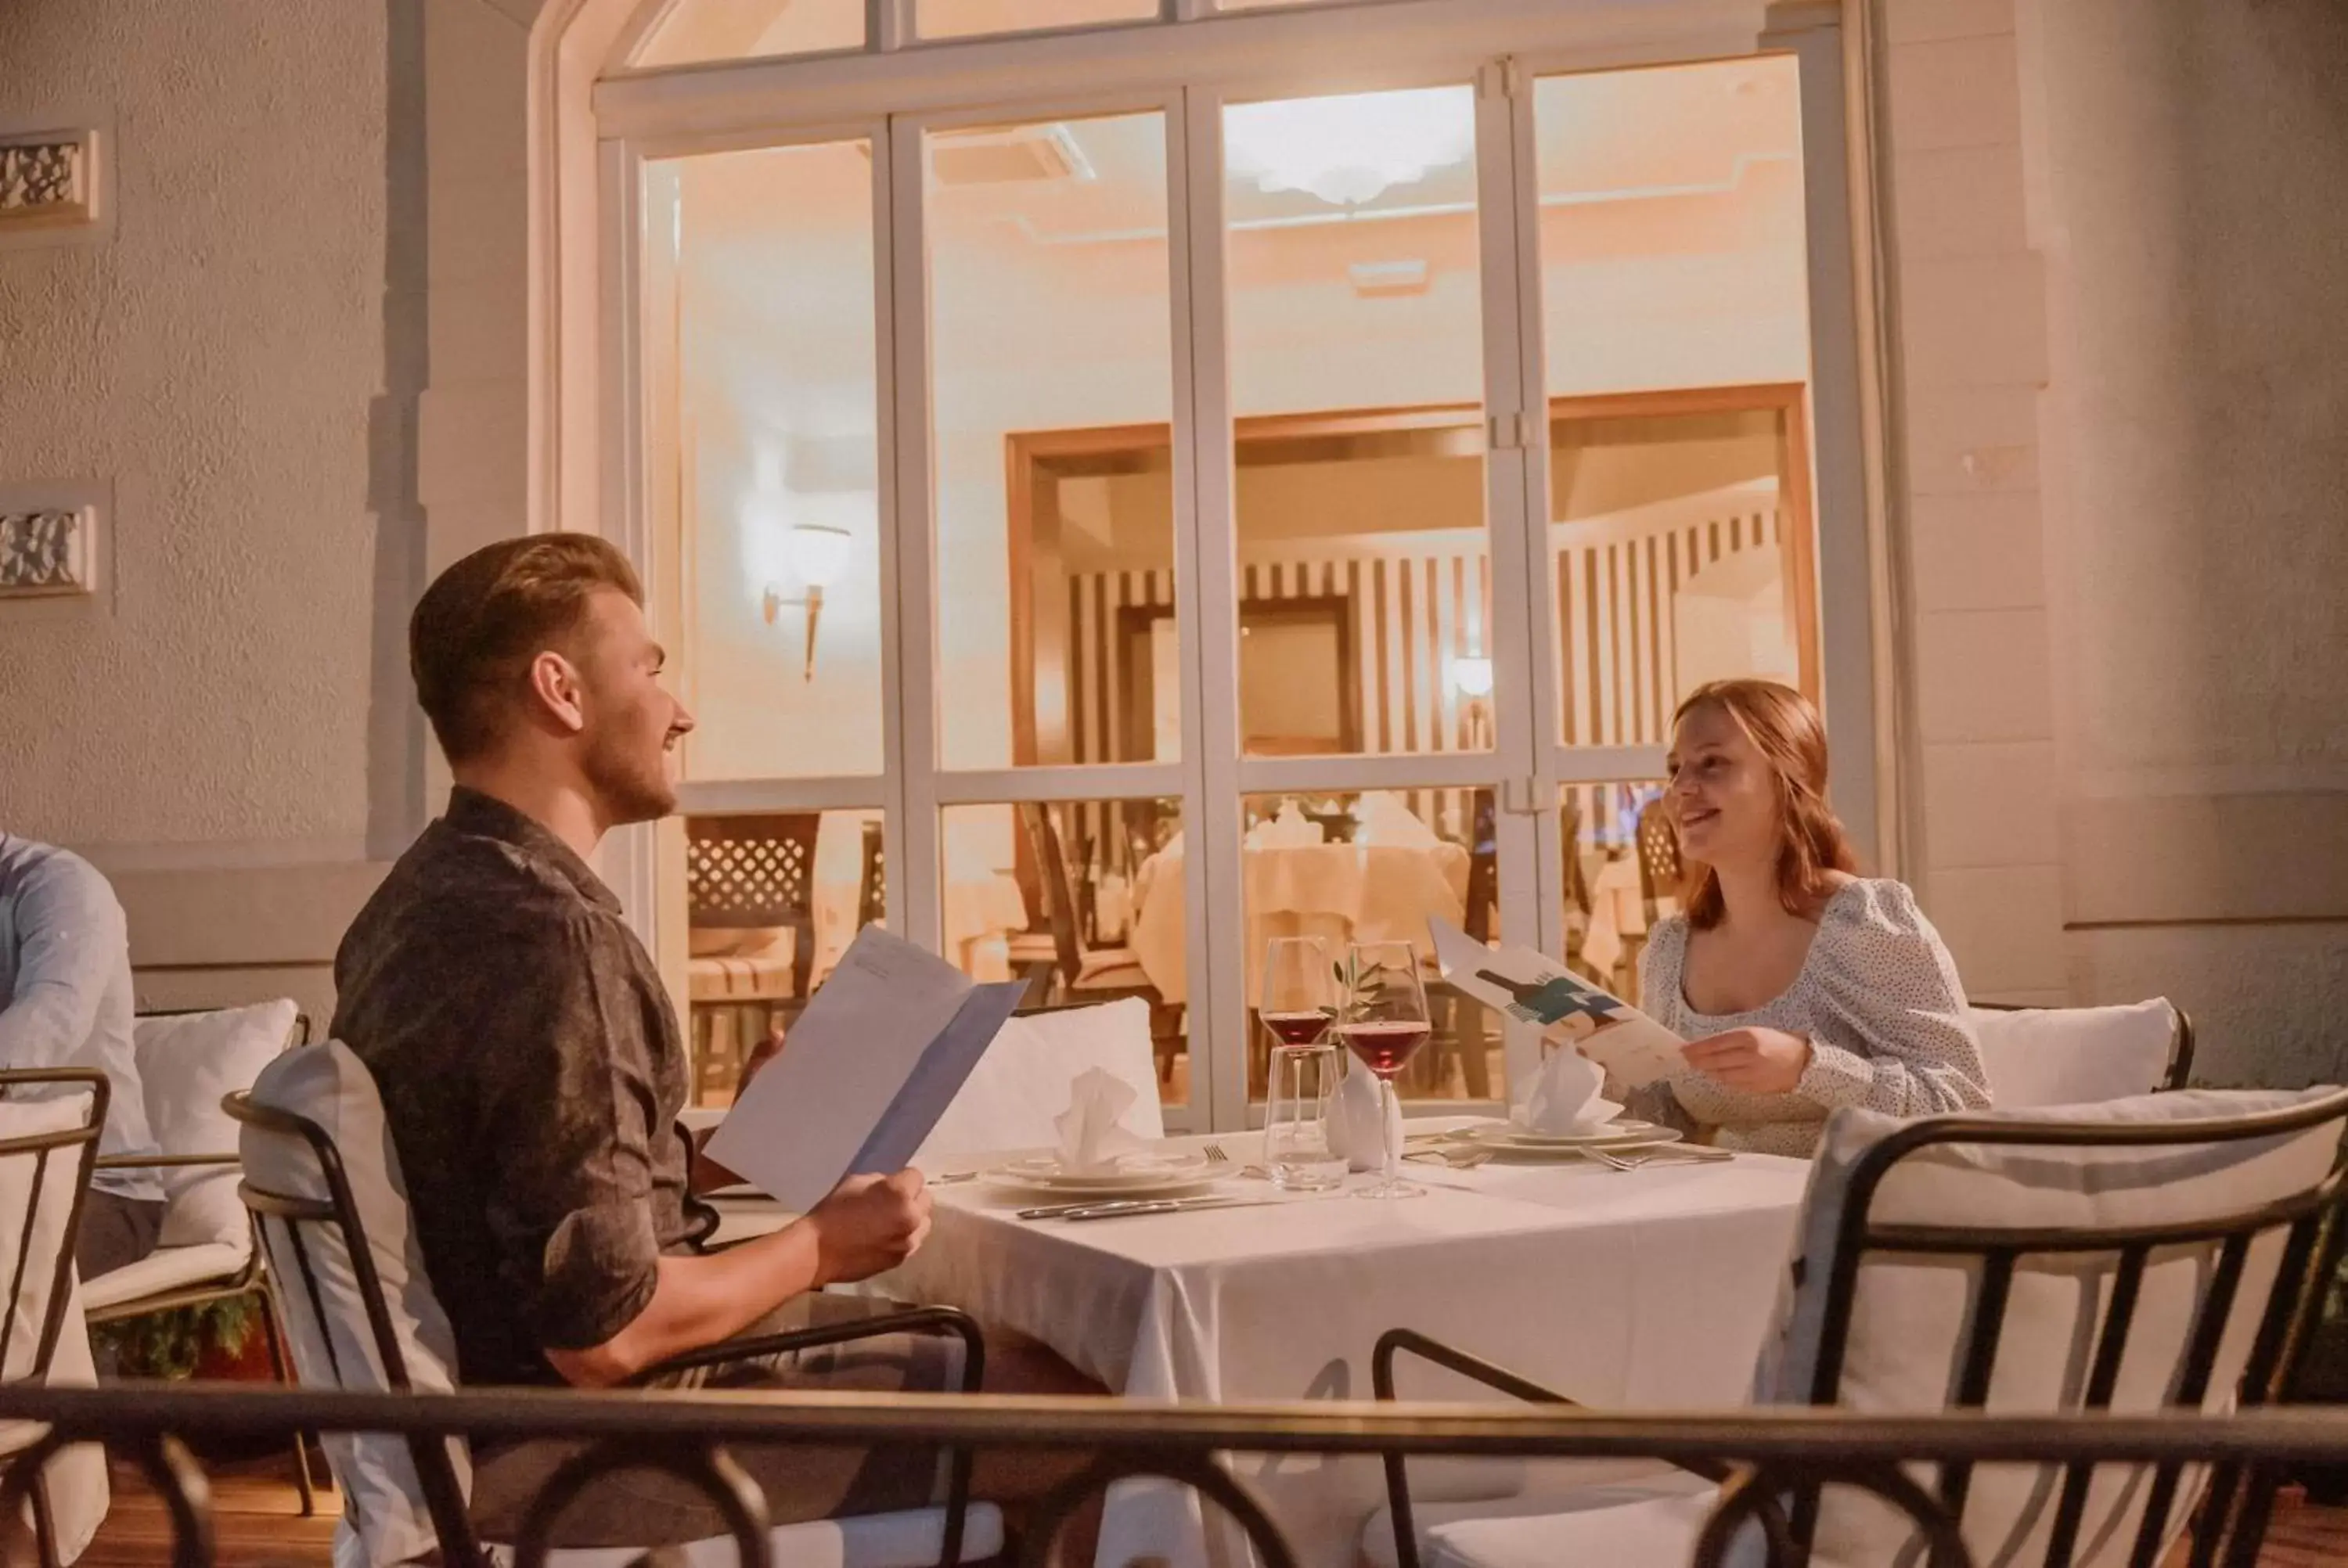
[653,55,1822,1115]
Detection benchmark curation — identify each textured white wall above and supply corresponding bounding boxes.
[0,0,423,1012]
[2022,0,2348,1084]
[0,0,418,856]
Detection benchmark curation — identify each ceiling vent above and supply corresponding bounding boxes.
[929,123,1096,187]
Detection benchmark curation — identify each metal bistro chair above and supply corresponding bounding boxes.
[0,1068,111,1568]
[1372,1085,2348,1568]
[1970,998,2197,1105]
[85,1004,320,1514]
[223,1056,995,1568]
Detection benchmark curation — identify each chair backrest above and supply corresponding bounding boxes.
[686,813,822,930]
[1018,802,1086,984]
[1754,1086,2348,1568]
[0,1071,106,1390]
[229,1043,481,1568]
[1461,793,1497,946]
[130,999,304,1252]
[1632,798,1680,922]
[1558,795,1591,921]
[918,998,1166,1160]
[1969,998,2194,1106]
[857,818,888,931]
[0,1072,112,1564]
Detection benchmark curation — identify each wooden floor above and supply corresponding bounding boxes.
[77,1454,2348,1565]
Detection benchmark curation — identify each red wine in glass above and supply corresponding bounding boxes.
[1339,1020,1431,1078]
[1262,1010,1332,1048]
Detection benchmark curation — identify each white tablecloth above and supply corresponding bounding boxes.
[1127,843,1472,1006]
[878,1129,1809,1567]
[809,814,1028,984]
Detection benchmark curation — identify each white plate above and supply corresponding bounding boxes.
[984,1153,1215,1199]
[1466,1120,1675,1149]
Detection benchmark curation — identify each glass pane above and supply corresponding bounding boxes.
[946,797,1189,1111]
[634,0,864,67]
[1223,86,1493,760]
[1558,780,1675,1009]
[1236,788,1504,1103]
[919,0,1157,39]
[1533,59,1816,744]
[664,141,884,781]
[927,112,1178,772]
[681,808,886,1106]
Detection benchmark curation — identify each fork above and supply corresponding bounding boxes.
[1205,1142,1231,1164]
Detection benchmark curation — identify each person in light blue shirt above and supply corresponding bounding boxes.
[0,833,164,1278]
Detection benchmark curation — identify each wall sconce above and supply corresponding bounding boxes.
[762,523,852,682]
[1453,653,1495,748]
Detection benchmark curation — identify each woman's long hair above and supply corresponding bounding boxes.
[1675,679,1859,930]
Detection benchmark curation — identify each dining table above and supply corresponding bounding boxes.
[1125,840,1473,1007]
[807,812,1030,984]
[862,1124,1810,1568]
[1577,851,1669,985]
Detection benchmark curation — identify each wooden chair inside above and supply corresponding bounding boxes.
[855,819,886,932]
[1017,802,1183,1084]
[686,813,822,1103]
[1421,791,1496,1101]
[1633,798,1681,926]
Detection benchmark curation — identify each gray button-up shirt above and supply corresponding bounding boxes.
[0,835,164,1200]
[333,789,711,1387]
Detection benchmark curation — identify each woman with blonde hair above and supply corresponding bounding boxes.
[1626,678,1989,1155]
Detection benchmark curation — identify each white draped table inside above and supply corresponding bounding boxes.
[1126,842,1471,1006]
[1578,851,1669,982]
[808,813,1029,984]
[876,1129,1810,1568]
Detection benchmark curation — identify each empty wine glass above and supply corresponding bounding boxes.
[1338,940,1431,1199]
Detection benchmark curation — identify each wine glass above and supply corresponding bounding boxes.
[1261,938,1345,1190]
[1338,940,1431,1200]
[1260,937,1334,1049]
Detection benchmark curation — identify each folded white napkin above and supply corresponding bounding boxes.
[1053,1067,1147,1174]
[1514,1045,1620,1134]
[1353,791,1440,849]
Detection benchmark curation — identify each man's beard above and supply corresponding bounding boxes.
[581,726,677,826]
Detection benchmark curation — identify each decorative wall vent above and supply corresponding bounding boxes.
[0,509,94,597]
[0,129,99,236]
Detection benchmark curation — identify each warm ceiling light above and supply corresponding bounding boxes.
[1453,655,1495,699]
[1223,87,1475,208]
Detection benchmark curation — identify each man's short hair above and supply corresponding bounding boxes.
[409,533,643,764]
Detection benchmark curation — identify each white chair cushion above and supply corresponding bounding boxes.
[1408,1475,1723,1568]
[77,1240,249,1314]
[1969,999,2179,1108]
[133,998,299,1251]
[0,1093,110,1563]
[916,998,1165,1161]
[241,1041,470,1568]
[1757,1086,2347,1568]
[497,1501,1007,1567]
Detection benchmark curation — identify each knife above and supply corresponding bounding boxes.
[1056,1196,1291,1222]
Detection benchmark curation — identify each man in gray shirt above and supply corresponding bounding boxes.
[0,832,166,1278]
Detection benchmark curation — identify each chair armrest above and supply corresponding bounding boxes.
[630,1304,986,1394]
[93,1152,240,1171]
[1371,1328,1738,1568]
[632,1304,986,1568]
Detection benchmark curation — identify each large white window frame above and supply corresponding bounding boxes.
[599,0,1876,1132]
